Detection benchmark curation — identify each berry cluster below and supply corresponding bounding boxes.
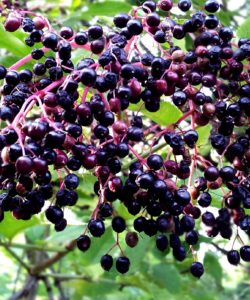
[0,0,250,278]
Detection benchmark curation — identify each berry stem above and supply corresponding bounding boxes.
[81,87,89,104]
[0,241,65,252]
[122,141,167,171]
[128,144,148,167]
[9,47,49,70]
[187,100,198,197]
[12,76,66,127]
[100,93,110,110]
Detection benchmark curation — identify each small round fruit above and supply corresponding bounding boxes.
[178,0,191,12]
[15,156,33,174]
[205,0,220,13]
[125,232,139,248]
[133,216,146,232]
[112,216,126,233]
[147,154,163,170]
[45,206,64,224]
[156,234,168,251]
[64,174,79,190]
[116,257,130,274]
[77,235,91,252]
[4,15,21,32]
[88,219,105,237]
[190,262,204,278]
[240,246,250,262]
[204,166,219,181]
[100,254,113,271]
[227,250,240,265]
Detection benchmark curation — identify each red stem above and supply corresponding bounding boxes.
[12,77,66,127]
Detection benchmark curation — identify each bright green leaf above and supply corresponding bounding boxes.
[196,124,212,147]
[63,1,131,25]
[0,25,30,56]
[204,252,223,286]
[150,263,181,294]
[47,225,85,244]
[237,16,250,38]
[0,212,39,240]
[129,101,183,126]
[84,1,131,18]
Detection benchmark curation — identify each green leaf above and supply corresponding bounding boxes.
[210,188,225,208]
[196,124,212,147]
[0,55,19,67]
[67,280,117,300]
[123,233,153,274]
[47,225,85,244]
[129,101,183,126]
[25,225,47,242]
[0,212,39,240]
[80,173,97,195]
[0,25,30,56]
[63,1,131,25]
[237,16,250,38]
[204,252,223,286]
[150,263,181,294]
[113,202,137,220]
[85,1,131,18]
[199,235,213,244]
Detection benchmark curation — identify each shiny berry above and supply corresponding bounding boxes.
[190,262,204,278]
[240,246,250,262]
[88,219,105,237]
[227,250,240,265]
[147,154,163,170]
[77,235,91,252]
[112,216,126,233]
[156,234,168,251]
[45,206,64,224]
[100,254,113,271]
[116,257,130,274]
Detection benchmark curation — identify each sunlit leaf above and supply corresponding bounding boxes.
[0,212,39,240]
[196,124,212,147]
[129,101,183,126]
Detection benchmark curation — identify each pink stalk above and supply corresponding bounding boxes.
[70,41,91,52]
[100,93,110,110]
[12,77,66,127]
[81,87,89,104]
[9,47,49,70]
[128,145,148,168]
[187,100,197,198]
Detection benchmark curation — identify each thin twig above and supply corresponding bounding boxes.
[122,141,167,171]
[39,272,117,284]
[210,242,228,255]
[42,277,54,300]
[30,240,76,275]
[0,241,64,252]
[4,245,30,272]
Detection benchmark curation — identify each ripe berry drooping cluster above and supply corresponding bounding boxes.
[0,0,250,277]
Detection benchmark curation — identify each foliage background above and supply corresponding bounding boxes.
[0,0,250,299]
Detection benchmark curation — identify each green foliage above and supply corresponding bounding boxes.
[0,24,31,56]
[129,101,183,126]
[63,1,131,26]
[204,252,223,286]
[237,15,250,38]
[0,212,39,240]
[196,124,212,147]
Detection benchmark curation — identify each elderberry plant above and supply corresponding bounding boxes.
[0,0,249,280]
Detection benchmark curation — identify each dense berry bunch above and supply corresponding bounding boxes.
[0,0,250,277]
